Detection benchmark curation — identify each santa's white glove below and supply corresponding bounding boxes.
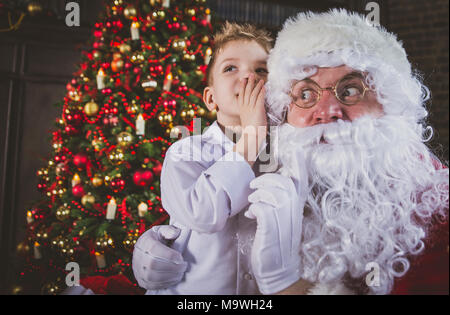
[245,173,306,294]
[132,225,187,290]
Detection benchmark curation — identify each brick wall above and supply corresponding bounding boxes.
[388,0,449,161]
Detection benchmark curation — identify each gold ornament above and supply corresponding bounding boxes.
[142,79,158,92]
[92,50,102,59]
[16,241,31,257]
[130,52,145,64]
[92,139,103,151]
[112,52,122,60]
[201,35,209,44]
[158,46,167,54]
[68,90,80,101]
[183,53,195,61]
[96,233,114,251]
[123,229,139,250]
[152,10,166,21]
[36,226,49,242]
[149,0,161,6]
[124,6,137,19]
[91,175,103,187]
[119,43,131,54]
[55,205,70,221]
[197,107,206,116]
[27,2,43,16]
[116,131,134,147]
[172,39,187,52]
[11,285,24,295]
[108,147,124,164]
[129,104,139,113]
[41,282,62,295]
[84,100,99,116]
[114,0,123,5]
[158,112,173,126]
[111,59,124,72]
[81,193,95,206]
[185,8,196,16]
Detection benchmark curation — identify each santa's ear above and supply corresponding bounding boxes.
[203,87,218,111]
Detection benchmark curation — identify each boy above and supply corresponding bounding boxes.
[134,22,273,294]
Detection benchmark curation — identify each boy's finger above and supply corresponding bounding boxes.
[238,78,246,108]
[256,85,266,109]
[244,74,255,106]
[250,80,264,109]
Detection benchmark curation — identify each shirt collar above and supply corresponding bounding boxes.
[203,121,236,151]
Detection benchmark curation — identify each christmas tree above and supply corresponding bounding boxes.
[15,0,215,294]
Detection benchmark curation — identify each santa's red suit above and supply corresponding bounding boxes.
[391,217,449,295]
[392,164,449,295]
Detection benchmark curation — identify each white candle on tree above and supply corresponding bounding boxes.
[72,173,81,187]
[95,252,106,269]
[136,114,146,136]
[138,202,148,217]
[106,197,117,220]
[96,68,105,90]
[162,0,170,8]
[205,47,212,65]
[34,242,42,259]
[27,211,34,224]
[163,72,173,91]
[130,22,140,40]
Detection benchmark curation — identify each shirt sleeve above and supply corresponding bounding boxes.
[160,146,255,234]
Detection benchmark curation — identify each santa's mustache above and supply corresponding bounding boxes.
[279,115,417,153]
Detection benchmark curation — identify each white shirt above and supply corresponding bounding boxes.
[147,121,261,295]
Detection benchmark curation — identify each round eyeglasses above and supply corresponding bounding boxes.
[290,73,370,109]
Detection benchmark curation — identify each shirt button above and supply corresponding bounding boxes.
[243,273,253,280]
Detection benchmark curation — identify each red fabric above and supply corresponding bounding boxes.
[391,219,449,295]
[80,274,145,295]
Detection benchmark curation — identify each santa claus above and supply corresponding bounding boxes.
[132,9,449,295]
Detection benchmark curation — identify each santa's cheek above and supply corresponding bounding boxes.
[287,107,311,127]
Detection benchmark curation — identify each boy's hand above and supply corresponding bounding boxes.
[237,73,267,130]
[234,74,268,166]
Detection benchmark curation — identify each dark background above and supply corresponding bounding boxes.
[0,0,448,293]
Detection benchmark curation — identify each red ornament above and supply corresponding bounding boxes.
[133,169,154,187]
[151,161,162,177]
[65,124,79,135]
[72,184,85,198]
[73,153,89,169]
[110,178,125,193]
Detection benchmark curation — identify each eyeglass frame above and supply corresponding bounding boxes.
[289,72,371,109]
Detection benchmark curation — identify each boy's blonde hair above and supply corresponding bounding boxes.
[206,21,274,85]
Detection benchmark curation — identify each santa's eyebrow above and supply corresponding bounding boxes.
[342,71,365,79]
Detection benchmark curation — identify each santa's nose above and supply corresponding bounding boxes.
[312,91,343,124]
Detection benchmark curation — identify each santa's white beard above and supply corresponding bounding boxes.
[275,115,449,294]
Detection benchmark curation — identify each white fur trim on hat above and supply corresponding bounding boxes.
[266,9,426,125]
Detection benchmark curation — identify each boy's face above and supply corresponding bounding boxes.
[203,40,269,126]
